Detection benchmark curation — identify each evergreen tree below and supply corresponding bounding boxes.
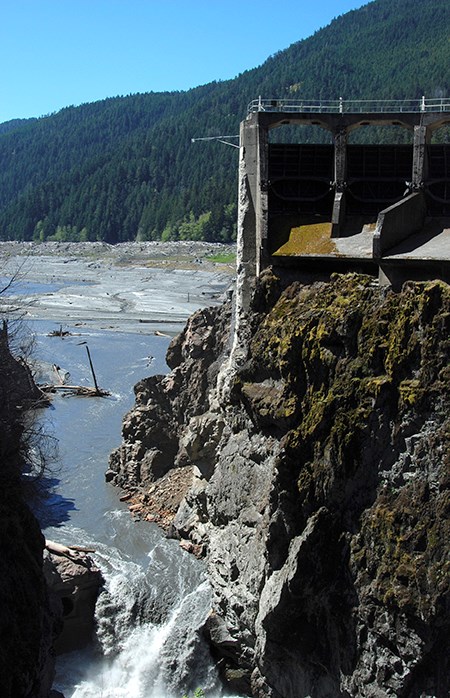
[0,0,448,243]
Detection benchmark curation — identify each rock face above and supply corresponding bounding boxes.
[110,272,450,697]
[109,301,233,531]
[44,546,103,654]
[0,322,57,697]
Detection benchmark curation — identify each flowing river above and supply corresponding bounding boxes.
[29,318,226,698]
[0,249,239,698]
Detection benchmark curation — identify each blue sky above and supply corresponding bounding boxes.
[0,0,368,124]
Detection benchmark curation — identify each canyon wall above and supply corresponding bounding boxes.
[0,323,57,697]
[110,272,449,697]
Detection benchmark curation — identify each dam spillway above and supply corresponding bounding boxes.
[239,98,450,288]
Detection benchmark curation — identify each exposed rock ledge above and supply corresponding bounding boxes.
[44,541,103,655]
[109,271,449,697]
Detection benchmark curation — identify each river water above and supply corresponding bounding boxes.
[23,312,235,697]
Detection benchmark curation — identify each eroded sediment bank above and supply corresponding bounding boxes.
[0,240,235,334]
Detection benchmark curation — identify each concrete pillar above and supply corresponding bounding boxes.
[258,124,269,275]
[219,117,264,398]
[331,128,348,236]
[237,114,268,282]
[234,116,259,317]
[373,192,427,257]
[237,117,258,280]
[334,128,348,190]
[412,124,430,190]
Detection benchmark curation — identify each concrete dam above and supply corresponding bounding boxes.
[239,98,450,289]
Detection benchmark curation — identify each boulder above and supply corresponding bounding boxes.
[44,544,103,654]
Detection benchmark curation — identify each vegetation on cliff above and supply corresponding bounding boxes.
[233,273,449,695]
[0,0,448,244]
[248,275,448,607]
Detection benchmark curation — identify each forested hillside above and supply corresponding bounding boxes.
[0,0,448,243]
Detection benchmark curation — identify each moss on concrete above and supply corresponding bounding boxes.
[273,221,337,256]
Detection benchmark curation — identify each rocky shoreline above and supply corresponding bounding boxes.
[107,298,233,538]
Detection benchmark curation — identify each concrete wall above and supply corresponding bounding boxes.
[373,192,427,257]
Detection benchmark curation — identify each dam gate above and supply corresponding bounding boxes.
[239,98,450,288]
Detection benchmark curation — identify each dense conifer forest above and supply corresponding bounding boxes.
[0,0,448,243]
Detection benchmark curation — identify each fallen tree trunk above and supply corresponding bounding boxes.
[39,384,110,397]
[45,540,96,558]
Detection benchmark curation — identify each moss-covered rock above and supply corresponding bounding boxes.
[114,271,450,697]
[226,273,449,695]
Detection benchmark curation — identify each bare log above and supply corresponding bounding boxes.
[39,384,110,397]
[85,345,101,394]
[69,545,96,554]
[45,539,96,557]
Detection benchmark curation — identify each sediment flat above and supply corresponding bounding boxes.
[0,241,235,334]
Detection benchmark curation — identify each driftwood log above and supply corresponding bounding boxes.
[40,344,108,397]
[39,384,110,397]
[45,540,96,559]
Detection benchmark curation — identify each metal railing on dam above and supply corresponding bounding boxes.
[248,97,450,115]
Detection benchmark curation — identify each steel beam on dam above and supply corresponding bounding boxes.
[238,99,450,288]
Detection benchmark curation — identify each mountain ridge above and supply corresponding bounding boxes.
[0,0,448,243]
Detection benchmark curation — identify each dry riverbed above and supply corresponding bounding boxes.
[0,240,235,334]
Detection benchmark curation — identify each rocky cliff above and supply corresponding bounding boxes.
[0,322,57,697]
[43,543,103,655]
[110,272,449,698]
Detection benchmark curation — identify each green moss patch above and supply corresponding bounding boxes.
[272,221,336,256]
[236,273,449,624]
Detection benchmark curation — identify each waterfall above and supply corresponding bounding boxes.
[52,521,221,698]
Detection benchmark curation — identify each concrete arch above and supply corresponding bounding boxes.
[238,105,450,288]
